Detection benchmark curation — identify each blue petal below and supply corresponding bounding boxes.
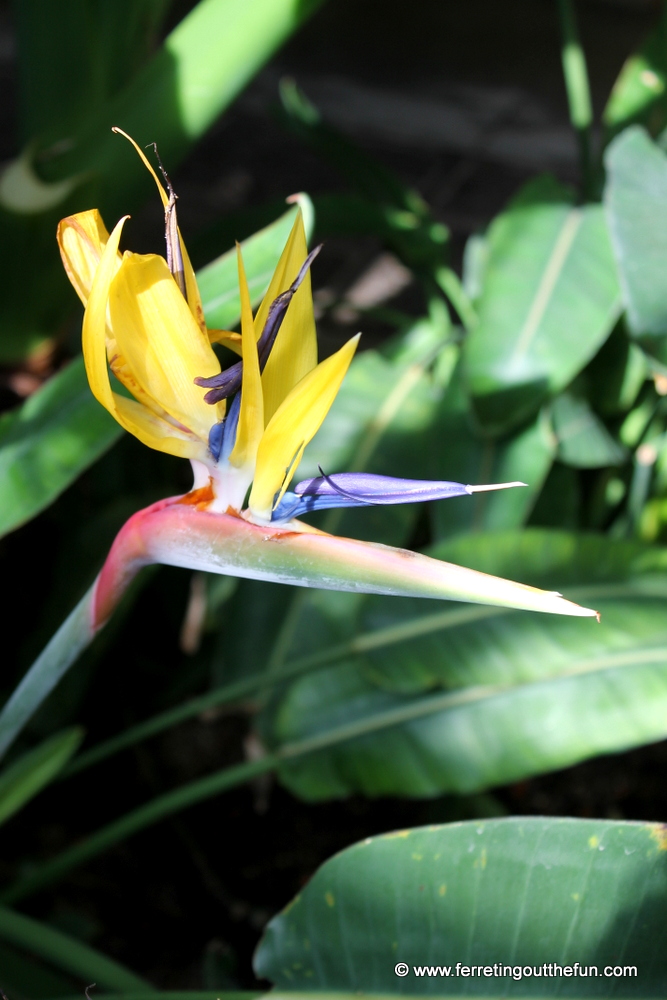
[207,392,241,463]
[270,472,473,521]
[270,471,526,521]
[299,471,473,503]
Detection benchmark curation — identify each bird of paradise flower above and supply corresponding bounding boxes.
[0,130,597,758]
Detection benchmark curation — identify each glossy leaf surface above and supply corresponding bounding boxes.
[464,176,621,434]
[0,358,121,539]
[550,392,627,468]
[429,364,554,541]
[266,530,667,799]
[605,126,667,361]
[255,818,667,996]
[197,203,313,329]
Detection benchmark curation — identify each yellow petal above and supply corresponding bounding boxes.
[83,216,206,458]
[255,209,318,423]
[230,246,264,469]
[57,210,115,306]
[249,334,360,519]
[108,252,223,441]
[208,329,243,355]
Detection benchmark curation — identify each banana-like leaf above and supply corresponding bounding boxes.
[550,391,627,468]
[429,363,554,541]
[605,126,667,364]
[464,176,621,435]
[254,818,667,997]
[0,0,325,361]
[265,530,667,800]
[197,202,313,329]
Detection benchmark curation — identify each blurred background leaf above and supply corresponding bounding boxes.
[463,175,621,435]
[605,125,667,368]
[263,531,667,800]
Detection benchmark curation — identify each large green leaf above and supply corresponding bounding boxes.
[0,358,122,539]
[0,727,83,826]
[429,364,554,541]
[42,0,325,219]
[13,0,170,144]
[265,530,667,799]
[197,202,312,329]
[464,176,621,435]
[254,818,667,997]
[0,0,325,361]
[550,391,627,468]
[604,7,667,137]
[605,126,667,362]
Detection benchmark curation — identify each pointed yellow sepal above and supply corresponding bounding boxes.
[256,209,318,423]
[249,334,360,519]
[229,246,264,469]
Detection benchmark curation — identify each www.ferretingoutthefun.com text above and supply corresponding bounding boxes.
[393,962,637,982]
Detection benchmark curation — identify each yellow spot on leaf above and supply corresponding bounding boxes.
[649,824,667,851]
[480,848,487,869]
[283,893,301,914]
[384,829,411,839]
[325,891,335,907]
[412,853,423,861]
[640,69,664,93]
[571,893,580,901]
[438,884,447,897]
[588,835,600,849]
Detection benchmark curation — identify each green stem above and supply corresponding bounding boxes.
[433,267,477,331]
[54,995,258,1000]
[0,903,150,990]
[65,603,499,778]
[0,583,96,760]
[2,757,274,904]
[62,639,350,778]
[53,995,259,1000]
[557,0,595,199]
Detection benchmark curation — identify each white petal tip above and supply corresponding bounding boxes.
[466,481,528,494]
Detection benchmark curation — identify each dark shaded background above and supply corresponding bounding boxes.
[1,0,666,990]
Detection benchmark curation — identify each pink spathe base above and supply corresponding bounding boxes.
[93,497,599,631]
